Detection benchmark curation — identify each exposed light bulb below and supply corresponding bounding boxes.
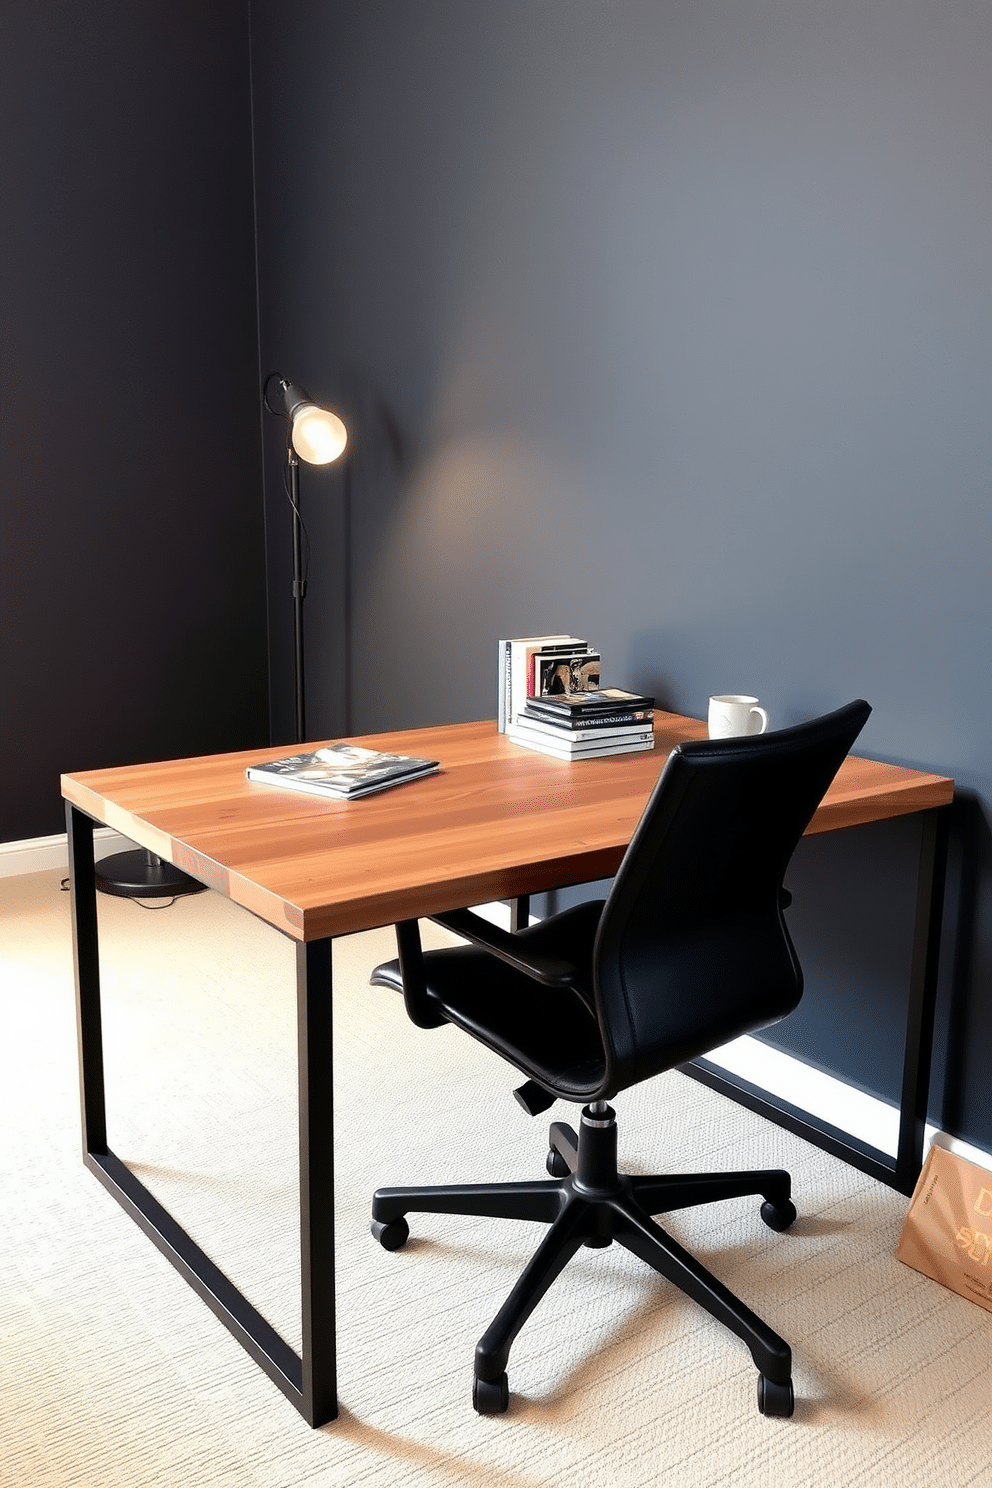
[291,404,348,465]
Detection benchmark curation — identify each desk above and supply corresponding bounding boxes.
[62,712,953,1426]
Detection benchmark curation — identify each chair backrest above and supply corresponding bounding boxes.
[591,700,872,1097]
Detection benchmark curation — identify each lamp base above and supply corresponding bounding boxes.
[94,849,206,899]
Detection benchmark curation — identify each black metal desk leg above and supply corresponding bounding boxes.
[66,806,339,1426]
[895,806,951,1194]
[510,896,531,932]
[297,938,338,1426]
[67,804,107,1157]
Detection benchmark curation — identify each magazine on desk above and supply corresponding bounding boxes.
[246,744,439,800]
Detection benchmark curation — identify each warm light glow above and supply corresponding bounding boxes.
[291,404,348,465]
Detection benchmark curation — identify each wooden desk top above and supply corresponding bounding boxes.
[61,714,954,943]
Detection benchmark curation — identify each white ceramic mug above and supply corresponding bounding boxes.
[708,694,770,739]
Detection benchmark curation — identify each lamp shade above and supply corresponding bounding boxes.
[266,376,348,465]
[291,403,348,464]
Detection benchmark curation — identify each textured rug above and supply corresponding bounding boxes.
[1,868,989,1488]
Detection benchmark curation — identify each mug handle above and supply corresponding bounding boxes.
[750,706,770,734]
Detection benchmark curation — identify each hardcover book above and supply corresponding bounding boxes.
[518,709,654,743]
[533,650,601,699]
[246,744,439,800]
[507,723,655,761]
[525,687,655,717]
[497,635,588,731]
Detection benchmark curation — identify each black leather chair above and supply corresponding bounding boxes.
[369,700,871,1418]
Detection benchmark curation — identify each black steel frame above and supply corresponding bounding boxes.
[679,805,952,1197]
[67,803,339,1427]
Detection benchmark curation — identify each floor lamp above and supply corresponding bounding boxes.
[263,375,348,744]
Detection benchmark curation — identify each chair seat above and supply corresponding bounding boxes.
[371,901,608,1099]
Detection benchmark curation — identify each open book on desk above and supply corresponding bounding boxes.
[246,744,439,800]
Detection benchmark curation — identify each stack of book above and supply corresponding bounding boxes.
[508,687,655,759]
[497,633,655,759]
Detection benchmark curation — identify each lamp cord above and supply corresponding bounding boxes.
[262,370,285,416]
[59,878,177,909]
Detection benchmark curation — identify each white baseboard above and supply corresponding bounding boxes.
[703,1034,992,1173]
[0,828,135,878]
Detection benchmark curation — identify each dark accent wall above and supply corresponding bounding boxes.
[250,0,992,1152]
[0,0,269,842]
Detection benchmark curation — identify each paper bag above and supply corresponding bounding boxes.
[896,1143,992,1313]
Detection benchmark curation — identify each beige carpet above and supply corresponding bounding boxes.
[1,868,989,1488]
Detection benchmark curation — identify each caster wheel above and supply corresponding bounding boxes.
[757,1374,794,1417]
[370,1216,409,1251]
[473,1371,509,1415]
[546,1148,570,1178]
[761,1198,797,1232]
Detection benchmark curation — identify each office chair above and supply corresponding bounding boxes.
[369,700,871,1417]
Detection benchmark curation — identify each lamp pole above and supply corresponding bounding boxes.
[288,445,307,744]
[263,373,348,748]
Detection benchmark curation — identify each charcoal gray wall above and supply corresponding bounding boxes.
[250,0,992,1150]
[0,1,269,841]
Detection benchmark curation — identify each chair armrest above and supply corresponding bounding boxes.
[394,919,447,1029]
[430,908,581,989]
